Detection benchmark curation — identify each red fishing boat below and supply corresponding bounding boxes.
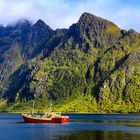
[22,112,69,123]
[22,103,69,123]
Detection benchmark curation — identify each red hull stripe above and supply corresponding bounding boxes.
[23,116,69,123]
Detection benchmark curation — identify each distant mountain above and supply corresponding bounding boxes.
[0,13,140,113]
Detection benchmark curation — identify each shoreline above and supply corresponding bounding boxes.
[0,112,139,115]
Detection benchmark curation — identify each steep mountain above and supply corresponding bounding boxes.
[0,13,140,113]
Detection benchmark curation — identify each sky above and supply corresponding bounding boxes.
[0,0,140,31]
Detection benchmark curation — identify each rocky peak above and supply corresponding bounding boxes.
[15,19,31,30]
[33,19,52,32]
[11,19,31,36]
[78,12,98,23]
[68,12,121,49]
[0,19,32,37]
[78,12,120,31]
[26,19,53,45]
[34,19,46,26]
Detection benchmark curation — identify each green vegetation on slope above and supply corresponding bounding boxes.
[0,13,140,113]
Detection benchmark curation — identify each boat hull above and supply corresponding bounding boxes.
[22,115,69,123]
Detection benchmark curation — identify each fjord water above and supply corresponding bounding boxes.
[0,114,140,140]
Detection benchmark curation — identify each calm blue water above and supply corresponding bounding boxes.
[0,113,140,140]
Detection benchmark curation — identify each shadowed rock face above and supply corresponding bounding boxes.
[0,13,140,112]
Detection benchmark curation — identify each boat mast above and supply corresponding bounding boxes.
[32,102,35,115]
[48,103,52,113]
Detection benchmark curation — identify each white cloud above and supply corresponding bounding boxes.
[0,0,140,32]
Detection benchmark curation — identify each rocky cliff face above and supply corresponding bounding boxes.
[0,13,140,112]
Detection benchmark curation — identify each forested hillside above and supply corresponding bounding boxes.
[0,13,140,113]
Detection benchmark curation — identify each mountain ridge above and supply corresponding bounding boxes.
[0,12,140,113]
